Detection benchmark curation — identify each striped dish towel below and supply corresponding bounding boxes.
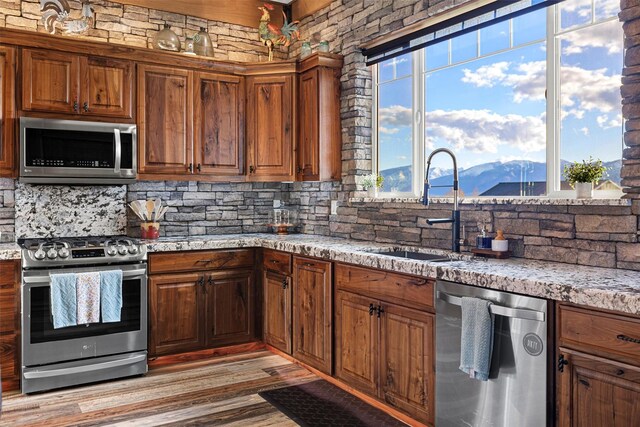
[76,272,101,324]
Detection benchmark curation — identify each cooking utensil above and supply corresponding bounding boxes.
[153,199,162,221]
[146,200,155,221]
[156,206,169,221]
[129,201,145,220]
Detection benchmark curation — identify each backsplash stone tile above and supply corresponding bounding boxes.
[14,183,127,238]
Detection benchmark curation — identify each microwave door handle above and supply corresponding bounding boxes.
[114,128,122,173]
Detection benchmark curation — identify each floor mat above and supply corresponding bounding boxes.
[259,379,407,427]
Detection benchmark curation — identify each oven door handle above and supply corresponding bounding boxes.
[23,353,146,379]
[23,268,147,284]
[114,128,122,173]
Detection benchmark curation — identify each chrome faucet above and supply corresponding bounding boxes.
[422,148,462,253]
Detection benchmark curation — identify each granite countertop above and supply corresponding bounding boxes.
[4,234,639,315]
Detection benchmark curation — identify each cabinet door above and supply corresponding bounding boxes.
[263,269,292,354]
[22,49,80,114]
[194,72,244,176]
[292,256,332,374]
[0,260,20,392]
[81,56,133,119]
[246,75,293,181]
[0,46,16,177]
[138,64,193,175]
[335,290,378,396]
[205,269,254,347]
[297,69,319,180]
[557,350,640,427]
[379,302,434,425]
[149,273,204,356]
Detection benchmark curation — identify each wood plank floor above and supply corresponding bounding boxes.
[0,351,318,426]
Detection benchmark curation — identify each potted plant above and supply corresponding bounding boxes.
[361,173,384,197]
[562,158,608,199]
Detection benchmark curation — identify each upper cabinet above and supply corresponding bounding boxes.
[0,46,16,177]
[297,54,342,181]
[246,74,294,181]
[21,49,133,119]
[138,64,193,176]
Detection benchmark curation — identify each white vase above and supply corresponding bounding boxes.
[575,182,593,199]
[367,187,376,198]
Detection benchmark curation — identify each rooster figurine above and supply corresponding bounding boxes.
[40,0,93,34]
[258,3,300,61]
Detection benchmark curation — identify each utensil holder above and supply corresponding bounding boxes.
[141,222,160,239]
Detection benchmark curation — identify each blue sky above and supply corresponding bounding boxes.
[377,0,623,187]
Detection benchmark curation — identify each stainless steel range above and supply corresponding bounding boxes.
[20,236,148,394]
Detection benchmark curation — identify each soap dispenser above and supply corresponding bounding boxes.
[476,223,492,249]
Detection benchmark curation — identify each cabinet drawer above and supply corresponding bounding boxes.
[335,263,434,312]
[149,249,254,274]
[559,305,640,364]
[263,249,292,275]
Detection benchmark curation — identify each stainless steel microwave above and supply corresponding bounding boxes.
[19,117,137,184]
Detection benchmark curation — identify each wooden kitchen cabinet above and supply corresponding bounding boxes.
[148,250,256,357]
[0,46,16,177]
[296,54,342,181]
[262,250,293,354]
[22,49,133,119]
[194,72,245,177]
[137,64,193,176]
[334,263,435,425]
[204,269,254,347]
[292,256,332,374]
[148,272,205,357]
[245,74,294,181]
[0,259,20,392]
[557,304,640,426]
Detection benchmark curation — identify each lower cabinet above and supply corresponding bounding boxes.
[0,259,20,392]
[292,256,332,374]
[148,250,255,357]
[334,263,435,425]
[557,304,640,426]
[263,269,292,353]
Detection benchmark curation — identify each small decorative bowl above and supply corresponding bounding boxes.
[491,239,509,252]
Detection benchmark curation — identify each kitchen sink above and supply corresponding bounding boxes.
[376,250,451,262]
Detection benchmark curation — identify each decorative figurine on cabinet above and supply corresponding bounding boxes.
[258,3,300,61]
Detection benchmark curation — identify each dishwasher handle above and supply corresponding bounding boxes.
[437,291,546,322]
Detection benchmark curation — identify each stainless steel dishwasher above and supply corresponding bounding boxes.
[435,280,549,427]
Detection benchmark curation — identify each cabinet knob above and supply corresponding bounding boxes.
[197,163,202,173]
[249,165,255,174]
[83,101,89,113]
[557,355,569,372]
[376,305,385,318]
[282,277,288,289]
[369,303,375,316]
[73,100,79,113]
[297,166,303,174]
[188,163,194,173]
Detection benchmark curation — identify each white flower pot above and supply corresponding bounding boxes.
[366,187,377,198]
[575,182,593,199]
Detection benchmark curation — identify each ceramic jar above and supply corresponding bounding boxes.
[153,24,181,52]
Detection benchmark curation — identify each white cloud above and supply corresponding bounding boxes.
[379,126,399,135]
[378,104,412,127]
[425,109,546,153]
[461,62,510,88]
[580,127,590,136]
[561,20,623,56]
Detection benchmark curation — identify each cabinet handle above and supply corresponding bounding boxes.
[616,369,625,376]
[369,303,375,316]
[196,276,205,291]
[73,100,79,113]
[195,259,210,264]
[303,262,314,267]
[557,355,569,373]
[282,277,288,289]
[249,165,255,174]
[578,379,590,387]
[617,334,640,344]
[197,163,202,173]
[376,305,385,318]
[208,276,214,286]
[297,166,303,174]
[83,101,89,113]
[270,260,279,264]
[188,163,193,173]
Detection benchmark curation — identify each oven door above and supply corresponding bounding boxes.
[19,117,137,184]
[22,263,147,367]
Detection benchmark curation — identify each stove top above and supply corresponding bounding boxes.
[20,236,147,268]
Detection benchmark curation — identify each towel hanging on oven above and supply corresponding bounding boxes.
[76,272,101,324]
[100,270,123,322]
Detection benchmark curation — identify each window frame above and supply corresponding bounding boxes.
[373,1,624,199]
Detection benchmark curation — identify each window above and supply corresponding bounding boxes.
[373,0,623,197]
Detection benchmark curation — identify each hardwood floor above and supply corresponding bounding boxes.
[1,351,317,426]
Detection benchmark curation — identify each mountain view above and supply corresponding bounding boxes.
[380,160,622,196]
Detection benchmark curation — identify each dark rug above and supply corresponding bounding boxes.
[258,379,407,427]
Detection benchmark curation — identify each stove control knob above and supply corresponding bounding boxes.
[117,246,128,256]
[47,248,58,259]
[128,245,139,254]
[57,248,70,258]
[106,246,118,256]
[34,249,46,260]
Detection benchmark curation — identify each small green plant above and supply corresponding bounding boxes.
[361,173,384,190]
[562,157,608,187]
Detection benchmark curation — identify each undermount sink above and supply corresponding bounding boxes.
[376,250,451,262]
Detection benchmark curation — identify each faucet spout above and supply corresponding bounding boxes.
[423,148,461,252]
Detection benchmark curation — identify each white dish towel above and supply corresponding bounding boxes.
[76,271,101,324]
